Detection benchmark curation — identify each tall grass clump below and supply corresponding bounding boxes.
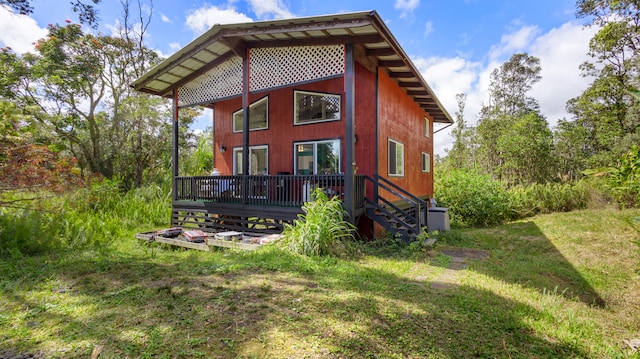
[281,188,355,256]
[434,169,510,227]
[507,181,590,219]
[0,180,171,258]
[584,145,640,208]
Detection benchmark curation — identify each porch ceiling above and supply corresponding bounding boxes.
[131,10,453,124]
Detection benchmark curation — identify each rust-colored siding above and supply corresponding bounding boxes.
[377,68,434,198]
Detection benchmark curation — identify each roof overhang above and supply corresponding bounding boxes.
[132,10,453,124]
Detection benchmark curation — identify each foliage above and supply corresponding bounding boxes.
[435,169,510,227]
[0,0,101,28]
[507,181,590,219]
[281,188,355,256]
[0,100,82,198]
[0,181,170,257]
[454,53,555,186]
[584,145,640,208]
[181,128,214,176]
[565,0,640,169]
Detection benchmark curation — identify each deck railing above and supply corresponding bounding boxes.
[175,174,366,208]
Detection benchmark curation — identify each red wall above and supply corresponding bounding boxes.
[213,77,346,175]
[377,69,434,199]
[210,63,433,196]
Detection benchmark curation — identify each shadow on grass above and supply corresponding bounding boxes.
[443,221,606,308]
[0,243,594,358]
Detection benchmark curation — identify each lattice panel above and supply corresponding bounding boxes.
[250,45,344,92]
[178,56,243,106]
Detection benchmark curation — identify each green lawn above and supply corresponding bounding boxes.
[1,208,639,358]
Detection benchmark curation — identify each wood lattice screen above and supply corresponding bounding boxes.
[178,45,345,107]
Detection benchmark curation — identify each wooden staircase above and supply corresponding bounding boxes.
[364,175,428,242]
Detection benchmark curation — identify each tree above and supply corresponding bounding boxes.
[445,93,476,170]
[568,0,640,168]
[0,0,101,28]
[0,0,189,188]
[474,53,554,185]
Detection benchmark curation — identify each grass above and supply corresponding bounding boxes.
[0,207,639,358]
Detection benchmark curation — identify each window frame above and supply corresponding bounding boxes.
[388,139,404,177]
[422,152,431,173]
[232,145,269,175]
[424,117,430,138]
[293,90,341,125]
[232,96,269,133]
[293,139,341,175]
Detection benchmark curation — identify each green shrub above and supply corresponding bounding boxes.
[584,145,640,208]
[281,188,355,256]
[434,169,510,227]
[0,181,171,258]
[507,181,590,219]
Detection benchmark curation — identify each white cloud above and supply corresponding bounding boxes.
[247,0,294,20]
[160,13,171,23]
[424,21,434,37]
[414,22,596,156]
[186,5,253,35]
[395,0,420,18]
[0,7,48,54]
[529,22,598,125]
[488,24,540,62]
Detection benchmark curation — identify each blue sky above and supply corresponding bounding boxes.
[0,0,597,155]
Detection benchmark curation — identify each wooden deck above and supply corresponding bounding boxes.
[172,174,367,233]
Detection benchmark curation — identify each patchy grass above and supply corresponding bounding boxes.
[1,208,639,358]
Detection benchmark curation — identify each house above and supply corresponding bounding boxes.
[132,10,453,241]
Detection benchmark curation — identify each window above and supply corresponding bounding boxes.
[294,139,341,174]
[294,90,341,125]
[422,152,431,173]
[424,117,430,138]
[233,145,268,175]
[233,97,268,132]
[388,139,404,176]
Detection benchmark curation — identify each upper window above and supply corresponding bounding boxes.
[388,139,404,176]
[422,152,431,173]
[424,117,430,138]
[233,97,268,133]
[294,90,341,125]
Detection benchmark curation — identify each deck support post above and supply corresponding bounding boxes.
[344,43,356,222]
[241,46,250,205]
[172,88,179,202]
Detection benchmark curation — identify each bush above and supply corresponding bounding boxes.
[507,181,590,219]
[0,181,171,258]
[281,188,355,256]
[434,169,510,227]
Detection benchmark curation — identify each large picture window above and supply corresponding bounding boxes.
[233,97,268,132]
[294,90,341,125]
[294,139,341,174]
[388,139,404,176]
[233,145,268,175]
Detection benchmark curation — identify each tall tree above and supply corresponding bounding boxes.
[474,53,554,185]
[445,93,475,170]
[568,0,640,168]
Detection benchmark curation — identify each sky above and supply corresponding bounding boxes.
[0,0,599,156]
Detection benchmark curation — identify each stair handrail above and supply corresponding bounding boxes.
[364,174,428,231]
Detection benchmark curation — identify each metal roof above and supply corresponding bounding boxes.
[132,10,453,123]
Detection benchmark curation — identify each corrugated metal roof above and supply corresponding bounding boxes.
[132,10,453,123]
